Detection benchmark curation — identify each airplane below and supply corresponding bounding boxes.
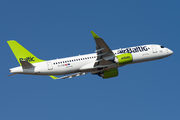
[7,31,173,79]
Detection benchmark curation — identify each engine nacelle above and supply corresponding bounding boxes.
[114,53,133,65]
[99,68,118,79]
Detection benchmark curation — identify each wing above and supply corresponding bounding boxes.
[50,31,117,80]
[50,72,88,80]
[91,31,116,66]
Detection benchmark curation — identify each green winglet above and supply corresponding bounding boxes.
[49,75,58,80]
[91,31,100,39]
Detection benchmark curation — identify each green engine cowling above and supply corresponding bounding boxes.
[102,68,118,79]
[114,53,133,65]
[100,53,133,79]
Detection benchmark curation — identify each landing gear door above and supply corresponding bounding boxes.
[47,62,53,70]
[151,45,157,53]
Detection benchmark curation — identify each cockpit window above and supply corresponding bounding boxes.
[160,46,165,48]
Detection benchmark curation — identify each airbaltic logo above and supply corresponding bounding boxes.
[121,56,130,60]
[19,56,35,62]
[117,46,149,54]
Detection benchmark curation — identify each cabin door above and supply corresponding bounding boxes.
[47,62,53,70]
[151,45,157,53]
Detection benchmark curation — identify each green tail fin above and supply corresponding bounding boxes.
[7,40,45,65]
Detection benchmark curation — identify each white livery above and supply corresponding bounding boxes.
[8,31,173,79]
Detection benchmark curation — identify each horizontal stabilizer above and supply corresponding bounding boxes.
[20,60,34,69]
[8,73,17,76]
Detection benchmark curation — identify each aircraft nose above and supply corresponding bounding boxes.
[168,49,173,55]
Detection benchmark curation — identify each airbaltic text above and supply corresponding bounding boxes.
[117,46,149,54]
[19,56,35,62]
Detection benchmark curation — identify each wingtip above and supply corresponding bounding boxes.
[91,31,100,39]
[49,75,58,80]
[7,40,16,43]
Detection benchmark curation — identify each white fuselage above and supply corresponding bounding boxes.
[10,44,173,75]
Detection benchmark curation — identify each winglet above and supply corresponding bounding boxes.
[91,31,100,39]
[49,75,58,80]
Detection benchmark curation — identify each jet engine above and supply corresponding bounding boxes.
[114,53,133,65]
[99,68,118,79]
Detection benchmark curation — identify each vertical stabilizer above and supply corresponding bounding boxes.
[7,40,45,65]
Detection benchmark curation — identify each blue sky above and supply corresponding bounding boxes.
[0,0,180,119]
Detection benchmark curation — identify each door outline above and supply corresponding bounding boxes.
[151,45,157,53]
[47,62,53,70]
